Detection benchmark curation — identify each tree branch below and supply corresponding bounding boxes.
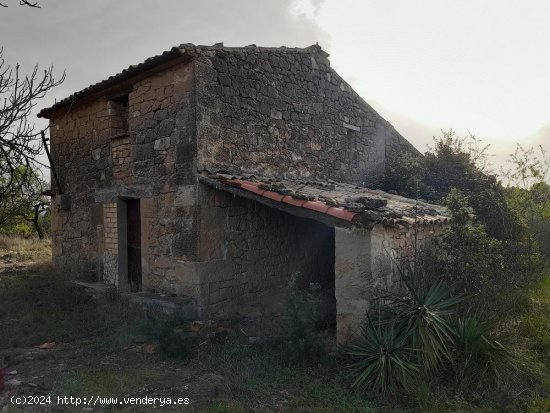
[0,48,63,228]
[0,1,40,7]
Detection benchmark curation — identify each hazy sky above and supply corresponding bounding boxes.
[1,0,548,168]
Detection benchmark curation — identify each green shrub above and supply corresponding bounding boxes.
[452,317,512,386]
[436,189,505,294]
[347,318,419,394]
[284,273,324,358]
[518,274,550,361]
[379,130,521,241]
[418,189,518,316]
[526,398,550,413]
[141,311,199,359]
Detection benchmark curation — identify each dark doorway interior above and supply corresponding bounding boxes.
[126,199,142,292]
[291,219,336,331]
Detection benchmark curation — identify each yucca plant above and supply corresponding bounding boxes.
[347,317,419,394]
[383,273,464,370]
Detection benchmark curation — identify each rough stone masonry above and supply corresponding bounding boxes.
[38,43,447,343]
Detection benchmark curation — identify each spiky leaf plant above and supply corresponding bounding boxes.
[453,317,512,386]
[347,318,419,394]
[384,274,464,370]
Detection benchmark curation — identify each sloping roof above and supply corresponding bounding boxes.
[199,172,450,229]
[37,43,327,119]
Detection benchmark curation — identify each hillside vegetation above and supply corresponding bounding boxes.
[1,132,549,412]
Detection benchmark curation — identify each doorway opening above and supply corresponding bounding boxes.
[293,219,336,331]
[126,199,142,292]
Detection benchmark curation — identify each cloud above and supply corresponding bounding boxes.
[0,0,330,110]
[532,124,550,148]
[293,0,327,17]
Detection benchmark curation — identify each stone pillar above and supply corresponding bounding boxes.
[335,227,372,345]
[335,224,398,345]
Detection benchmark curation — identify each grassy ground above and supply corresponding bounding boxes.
[516,275,550,366]
[0,237,548,412]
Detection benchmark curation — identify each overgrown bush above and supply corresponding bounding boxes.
[451,317,512,387]
[345,267,537,397]
[516,274,550,363]
[506,182,550,268]
[379,130,521,240]
[141,311,199,359]
[284,273,324,358]
[371,133,549,405]
[428,189,505,295]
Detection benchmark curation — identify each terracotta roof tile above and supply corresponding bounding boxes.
[202,172,450,228]
[326,207,357,222]
[282,196,307,208]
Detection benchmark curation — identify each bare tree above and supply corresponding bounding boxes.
[0,48,64,232]
[0,1,40,8]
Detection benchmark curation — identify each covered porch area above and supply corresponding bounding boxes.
[198,172,450,344]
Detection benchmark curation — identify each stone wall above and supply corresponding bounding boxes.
[139,188,200,296]
[195,186,335,323]
[335,223,441,343]
[111,135,131,180]
[128,61,196,186]
[48,95,112,279]
[194,46,416,186]
[47,45,425,327]
[49,59,198,288]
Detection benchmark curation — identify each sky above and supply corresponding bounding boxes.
[0,0,548,171]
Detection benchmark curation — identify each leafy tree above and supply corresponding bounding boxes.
[504,145,550,265]
[380,130,520,240]
[430,189,505,297]
[505,144,549,188]
[0,166,49,238]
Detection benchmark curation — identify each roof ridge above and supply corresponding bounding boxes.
[183,42,327,54]
[38,42,328,118]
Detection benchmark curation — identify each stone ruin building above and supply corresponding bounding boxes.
[38,43,450,343]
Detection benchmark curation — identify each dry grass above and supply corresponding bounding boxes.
[0,234,51,252]
[0,239,547,412]
[0,235,51,270]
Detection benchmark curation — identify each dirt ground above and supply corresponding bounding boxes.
[0,242,218,412]
[1,240,547,413]
[0,240,377,413]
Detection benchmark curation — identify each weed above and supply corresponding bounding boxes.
[518,274,550,362]
[452,317,514,387]
[526,397,550,413]
[140,311,199,359]
[283,273,325,358]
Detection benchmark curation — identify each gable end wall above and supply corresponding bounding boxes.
[194,48,417,186]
